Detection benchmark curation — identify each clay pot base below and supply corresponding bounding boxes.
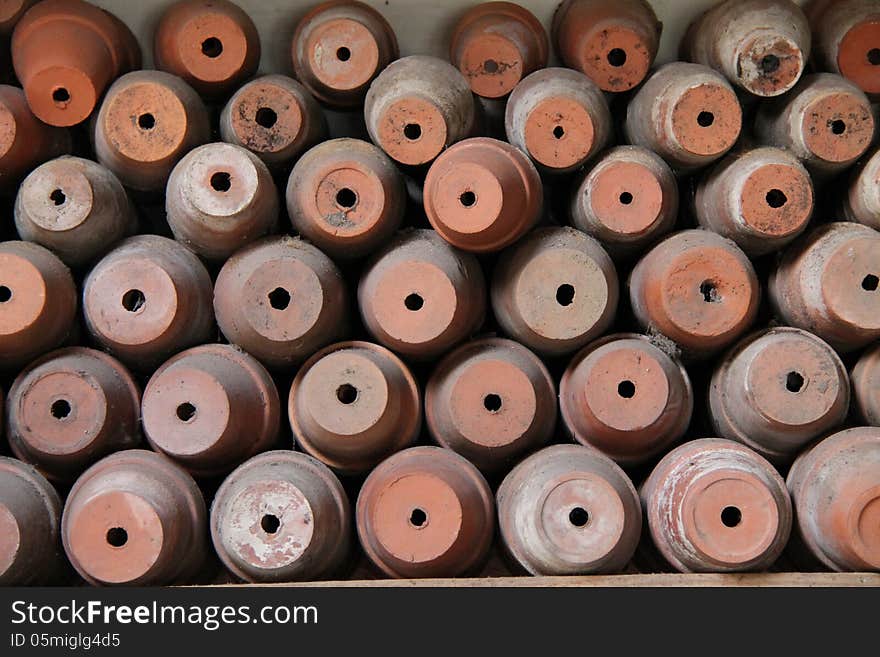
[228,82,304,155]
[739,164,812,238]
[173,15,251,85]
[681,469,781,566]
[801,92,875,164]
[837,20,880,95]
[580,26,652,92]
[66,490,164,584]
[376,98,447,166]
[305,18,380,93]
[523,97,594,170]
[103,83,188,166]
[671,84,742,157]
[737,36,803,96]
[588,161,662,235]
[658,248,754,341]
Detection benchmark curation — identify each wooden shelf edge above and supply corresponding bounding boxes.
[199,572,880,588]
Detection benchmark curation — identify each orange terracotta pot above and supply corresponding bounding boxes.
[0,240,76,371]
[629,230,760,359]
[0,84,70,194]
[154,0,260,98]
[491,227,618,357]
[358,230,486,361]
[11,0,140,126]
[364,56,475,166]
[805,0,880,97]
[769,222,880,352]
[625,62,742,172]
[286,138,405,259]
[842,146,880,230]
[356,446,494,578]
[82,235,214,371]
[211,451,352,582]
[571,145,677,258]
[15,155,136,267]
[289,341,420,475]
[220,74,327,170]
[710,327,849,464]
[694,146,814,257]
[423,137,542,252]
[292,0,398,108]
[560,333,692,466]
[426,337,556,474]
[0,456,63,585]
[787,427,880,571]
[755,73,874,178]
[505,67,612,174]
[214,236,349,370]
[7,347,141,483]
[552,0,660,93]
[142,344,280,479]
[62,450,208,586]
[642,438,792,572]
[93,71,210,193]
[497,445,641,575]
[166,142,280,261]
[449,2,547,99]
[852,343,880,426]
[682,0,810,97]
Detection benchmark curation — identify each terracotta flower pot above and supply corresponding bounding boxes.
[505,67,612,174]
[0,456,63,585]
[694,147,813,257]
[82,235,214,371]
[286,138,405,259]
[166,142,279,261]
[426,337,556,473]
[292,0,398,108]
[492,227,618,357]
[560,333,692,466]
[552,0,660,92]
[142,344,280,479]
[787,427,880,571]
[423,137,542,252]
[0,240,76,371]
[289,341,420,475]
[710,327,849,464]
[625,63,742,172]
[220,74,326,171]
[356,446,494,578]
[642,438,792,572]
[571,145,677,258]
[629,230,760,359]
[15,156,136,267]
[11,0,140,126]
[211,451,352,583]
[449,2,547,99]
[154,0,260,98]
[214,236,349,370]
[7,347,141,483]
[682,0,810,97]
[62,450,208,586]
[755,74,874,178]
[364,56,474,166]
[769,222,880,352]
[358,230,485,361]
[497,445,641,575]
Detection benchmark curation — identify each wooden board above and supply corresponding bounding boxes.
[202,572,880,587]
